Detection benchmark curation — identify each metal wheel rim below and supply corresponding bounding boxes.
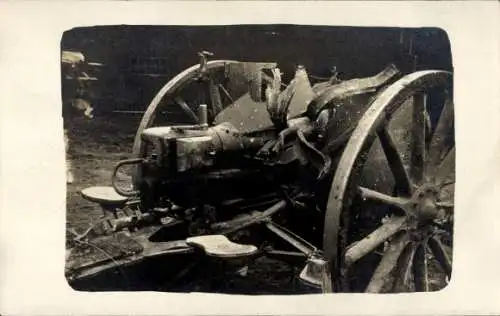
[131,60,237,186]
[323,70,454,292]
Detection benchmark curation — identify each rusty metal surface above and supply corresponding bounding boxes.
[213,92,275,134]
[224,62,277,102]
[309,64,400,117]
[210,122,244,152]
[176,136,216,171]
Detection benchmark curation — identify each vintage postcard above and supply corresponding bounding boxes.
[1,1,499,315]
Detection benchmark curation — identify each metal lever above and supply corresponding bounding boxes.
[197,50,214,79]
[299,253,333,293]
[112,158,143,197]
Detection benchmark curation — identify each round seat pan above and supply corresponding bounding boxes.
[80,186,128,205]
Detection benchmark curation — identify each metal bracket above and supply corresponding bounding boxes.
[299,252,333,293]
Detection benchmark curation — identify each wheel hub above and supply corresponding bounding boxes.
[405,182,451,238]
[410,184,440,221]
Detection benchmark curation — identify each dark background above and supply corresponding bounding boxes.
[61,25,452,115]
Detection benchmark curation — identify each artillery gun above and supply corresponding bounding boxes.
[66,51,454,293]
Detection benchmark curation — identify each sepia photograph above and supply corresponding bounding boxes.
[62,24,454,295]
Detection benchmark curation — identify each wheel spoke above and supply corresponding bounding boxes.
[345,216,406,266]
[435,200,453,209]
[208,77,223,114]
[174,97,199,123]
[438,182,454,214]
[218,83,234,104]
[358,186,410,210]
[413,243,429,292]
[433,145,455,209]
[428,236,452,278]
[411,93,427,185]
[365,232,410,293]
[393,242,418,292]
[435,146,455,185]
[428,95,454,169]
[377,127,413,195]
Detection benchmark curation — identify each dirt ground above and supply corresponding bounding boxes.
[66,115,137,234]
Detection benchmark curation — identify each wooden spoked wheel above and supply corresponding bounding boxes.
[132,60,237,158]
[130,60,238,187]
[323,70,454,293]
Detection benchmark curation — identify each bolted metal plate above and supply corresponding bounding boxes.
[225,62,277,102]
[214,92,275,134]
[323,92,376,144]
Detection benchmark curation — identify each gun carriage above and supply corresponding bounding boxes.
[66,51,454,293]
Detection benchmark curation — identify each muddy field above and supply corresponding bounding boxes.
[65,114,317,294]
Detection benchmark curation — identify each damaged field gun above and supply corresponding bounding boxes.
[66,51,454,294]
